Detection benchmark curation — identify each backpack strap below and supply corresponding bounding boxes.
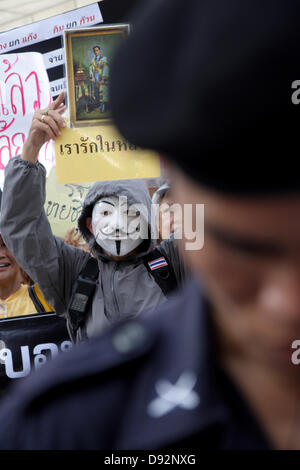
[143,248,178,297]
[67,257,99,334]
[27,285,46,313]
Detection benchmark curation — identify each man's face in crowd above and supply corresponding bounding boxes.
[0,236,20,285]
[170,165,300,368]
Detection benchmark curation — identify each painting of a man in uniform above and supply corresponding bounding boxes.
[65,25,129,126]
[89,45,109,113]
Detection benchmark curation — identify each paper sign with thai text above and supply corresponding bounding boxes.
[54,124,161,184]
[45,166,94,238]
[0,52,53,189]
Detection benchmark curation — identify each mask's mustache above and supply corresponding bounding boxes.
[97,224,141,239]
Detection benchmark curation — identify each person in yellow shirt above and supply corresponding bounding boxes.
[0,233,53,319]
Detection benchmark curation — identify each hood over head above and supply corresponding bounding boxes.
[151,181,170,206]
[78,179,156,260]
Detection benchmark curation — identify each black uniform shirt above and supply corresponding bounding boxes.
[0,279,272,449]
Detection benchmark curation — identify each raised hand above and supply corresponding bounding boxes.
[64,227,93,254]
[21,91,67,163]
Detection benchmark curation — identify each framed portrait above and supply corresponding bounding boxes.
[64,24,130,127]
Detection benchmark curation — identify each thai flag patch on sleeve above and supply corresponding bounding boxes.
[148,257,168,270]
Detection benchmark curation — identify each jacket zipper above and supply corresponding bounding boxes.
[111,263,120,318]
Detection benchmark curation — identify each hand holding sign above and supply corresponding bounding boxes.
[21,91,66,164]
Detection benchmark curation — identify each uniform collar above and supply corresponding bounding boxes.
[115,278,231,449]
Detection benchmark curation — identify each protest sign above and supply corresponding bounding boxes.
[64,24,129,127]
[55,124,161,184]
[0,51,53,189]
[0,3,103,100]
[0,313,71,395]
[0,4,103,189]
[45,166,94,238]
[58,19,161,185]
[0,1,159,189]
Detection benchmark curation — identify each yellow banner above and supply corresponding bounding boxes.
[54,124,161,184]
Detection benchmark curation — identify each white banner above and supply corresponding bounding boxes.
[0,4,103,53]
[0,52,53,189]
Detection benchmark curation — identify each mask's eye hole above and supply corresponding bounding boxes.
[102,210,110,216]
[127,209,140,217]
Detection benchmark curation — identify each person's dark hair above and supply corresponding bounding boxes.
[110,0,300,196]
[93,45,101,52]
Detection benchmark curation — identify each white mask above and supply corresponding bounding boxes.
[91,195,148,257]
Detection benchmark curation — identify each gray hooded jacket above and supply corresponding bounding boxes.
[0,157,184,342]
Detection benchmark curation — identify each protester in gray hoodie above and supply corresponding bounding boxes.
[0,95,184,342]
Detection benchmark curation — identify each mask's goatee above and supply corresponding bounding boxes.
[116,240,121,255]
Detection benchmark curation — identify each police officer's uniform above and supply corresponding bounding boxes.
[0,279,270,449]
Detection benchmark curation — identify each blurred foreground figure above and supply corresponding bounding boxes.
[1,0,300,449]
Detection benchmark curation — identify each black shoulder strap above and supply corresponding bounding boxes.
[67,257,99,334]
[27,285,46,314]
[143,248,178,297]
[80,257,99,280]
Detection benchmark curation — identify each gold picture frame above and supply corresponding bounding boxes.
[64,24,130,127]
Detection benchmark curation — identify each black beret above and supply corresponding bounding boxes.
[110,0,300,195]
